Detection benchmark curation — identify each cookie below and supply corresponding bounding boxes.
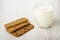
[4,18,34,37]
[6,22,30,33]
[5,18,28,29]
[11,24,34,37]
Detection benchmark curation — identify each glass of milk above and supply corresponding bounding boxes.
[34,5,54,28]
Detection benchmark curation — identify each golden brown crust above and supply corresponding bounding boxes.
[6,22,30,33]
[5,18,28,29]
[4,18,34,37]
[11,24,34,37]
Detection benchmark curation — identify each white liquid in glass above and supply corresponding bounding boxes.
[35,5,54,28]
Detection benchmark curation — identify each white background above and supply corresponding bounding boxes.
[0,0,60,40]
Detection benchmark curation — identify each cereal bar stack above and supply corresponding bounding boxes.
[4,18,34,37]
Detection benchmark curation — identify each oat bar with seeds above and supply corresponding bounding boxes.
[6,22,30,33]
[11,24,34,37]
[5,18,28,29]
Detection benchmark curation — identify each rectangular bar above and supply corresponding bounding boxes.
[5,18,28,29]
[11,24,34,37]
[6,22,30,33]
